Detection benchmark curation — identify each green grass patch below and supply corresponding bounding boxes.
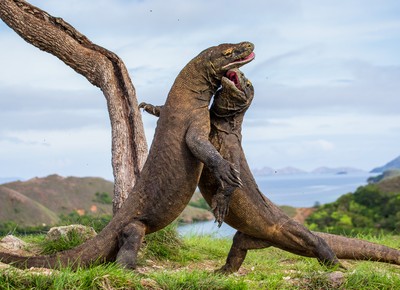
[0,263,142,290]
[93,191,113,204]
[39,229,87,255]
[140,223,183,261]
[1,232,400,289]
[344,262,400,289]
[178,234,232,262]
[149,270,248,289]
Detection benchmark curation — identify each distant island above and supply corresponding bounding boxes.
[252,154,400,176]
[252,166,365,176]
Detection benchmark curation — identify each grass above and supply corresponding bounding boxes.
[139,223,183,262]
[1,229,400,289]
[40,229,88,255]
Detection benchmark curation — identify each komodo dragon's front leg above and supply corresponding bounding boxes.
[139,102,242,190]
[139,103,162,117]
[139,101,238,226]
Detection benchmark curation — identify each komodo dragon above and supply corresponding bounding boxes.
[141,68,400,273]
[0,42,255,270]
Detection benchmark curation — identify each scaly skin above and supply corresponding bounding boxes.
[0,42,255,270]
[142,69,400,274]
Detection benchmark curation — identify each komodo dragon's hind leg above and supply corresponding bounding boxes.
[218,228,341,274]
[217,231,272,274]
[116,221,146,269]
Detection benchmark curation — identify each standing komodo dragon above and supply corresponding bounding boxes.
[141,68,400,273]
[0,42,256,270]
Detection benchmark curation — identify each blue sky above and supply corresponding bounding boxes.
[1,0,399,180]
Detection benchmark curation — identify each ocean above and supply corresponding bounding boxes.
[255,172,372,208]
[178,172,374,237]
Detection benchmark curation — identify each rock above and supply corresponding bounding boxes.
[0,235,27,251]
[0,234,38,256]
[45,224,97,242]
[327,271,345,288]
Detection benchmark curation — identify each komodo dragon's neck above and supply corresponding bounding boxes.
[166,67,218,110]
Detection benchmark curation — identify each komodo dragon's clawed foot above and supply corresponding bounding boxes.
[318,258,347,271]
[116,221,146,269]
[214,264,237,275]
[312,237,342,269]
[212,159,243,189]
[138,102,161,117]
[211,190,231,227]
[214,232,269,274]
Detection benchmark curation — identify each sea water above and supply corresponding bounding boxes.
[257,172,372,207]
[178,172,374,237]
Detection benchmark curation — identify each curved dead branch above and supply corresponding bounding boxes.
[0,0,148,213]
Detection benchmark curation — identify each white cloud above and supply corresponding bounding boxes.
[309,139,335,151]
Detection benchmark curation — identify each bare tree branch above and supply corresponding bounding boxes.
[0,0,148,213]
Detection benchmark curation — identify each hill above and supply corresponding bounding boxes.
[0,186,59,227]
[0,174,212,228]
[376,171,400,193]
[371,155,400,173]
[0,174,114,227]
[306,174,400,234]
[367,169,400,184]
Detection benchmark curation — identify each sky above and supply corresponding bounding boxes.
[1,0,399,181]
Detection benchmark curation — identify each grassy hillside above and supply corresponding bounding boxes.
[0,187,59,226]
[0,175,114,228]
[376,171,400,193]
[306,174,400,235]
[2,174,114,216]
[0,175,213,230]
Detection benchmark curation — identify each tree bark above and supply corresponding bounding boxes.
[0,0,148,213]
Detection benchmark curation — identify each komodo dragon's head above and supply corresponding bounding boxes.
[193,42,255,83]
[211,68,254,117]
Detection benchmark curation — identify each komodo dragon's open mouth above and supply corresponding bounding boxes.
[222,52,255,70]
[226,70,242,91]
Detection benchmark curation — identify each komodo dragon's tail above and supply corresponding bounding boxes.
[0,223,119,269]
[315,232,400,265]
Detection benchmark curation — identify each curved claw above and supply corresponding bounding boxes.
[212,188,232,227]
[216,204,229,227]
[214,159,242,189]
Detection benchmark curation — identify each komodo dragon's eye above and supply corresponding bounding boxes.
[246,80,252,87]
[222,48,234,56]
